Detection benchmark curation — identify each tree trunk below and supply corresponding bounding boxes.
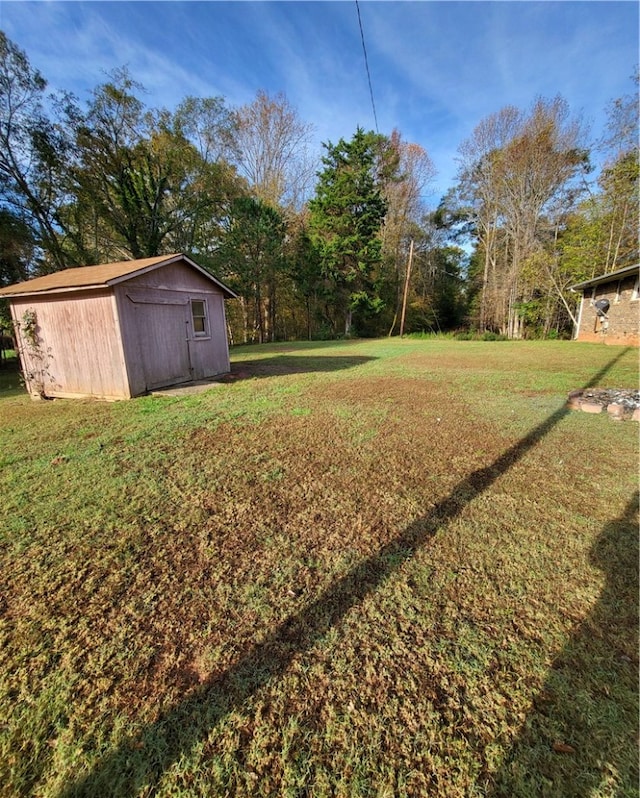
[240,296,249,344]
[399,239,414,337]
[269,279,277,342]
[480,244,490,332]
[254,284,264,343]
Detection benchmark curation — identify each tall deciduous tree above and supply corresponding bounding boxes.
[70,70,191,260]
[0,208,34,286]
[547,78,639,331]
[69,69,244,263]
[0,31,77,271]
[308,128,388,336]
[169,94,247,257]
[456,97,588,337]
[382,129,436,334]
[590,75,639,273]
[174,95,238,165]
[234,91,315,211]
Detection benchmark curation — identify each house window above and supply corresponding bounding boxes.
[191,299,209,337]
[614,281,622,304]
[632,277,639,302]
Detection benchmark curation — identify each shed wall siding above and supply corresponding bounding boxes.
[576,274,639,346]
[7,258,231,400]
[114,265,230,395]
[187,292,230,378]
[10,291,130,399]
[123,262,217,293]
[128,295,192,391]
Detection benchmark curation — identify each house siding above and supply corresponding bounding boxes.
[576,274,639,346]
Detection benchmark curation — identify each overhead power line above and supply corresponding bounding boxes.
[355,0,379,134]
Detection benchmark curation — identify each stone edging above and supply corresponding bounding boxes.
[567,390,640,421]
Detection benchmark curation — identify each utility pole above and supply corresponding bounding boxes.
[399,238,414,338]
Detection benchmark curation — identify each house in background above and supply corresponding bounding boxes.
[0,253,236,399]
[570,264,639,346]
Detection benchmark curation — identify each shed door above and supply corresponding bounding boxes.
[133,300,192,389]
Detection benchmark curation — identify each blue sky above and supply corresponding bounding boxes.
[0,1,637,202]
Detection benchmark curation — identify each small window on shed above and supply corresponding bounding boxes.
[632,276,639,302]
[191,299,209,337]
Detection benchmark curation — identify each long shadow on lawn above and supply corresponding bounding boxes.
[61,350,631,797]
[222,354,376,381]
[489,492,639,797]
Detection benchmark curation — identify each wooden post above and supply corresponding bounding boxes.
[399,239,414,338]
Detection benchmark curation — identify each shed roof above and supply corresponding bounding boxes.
[570,263,639,292]
[0,253,237,299]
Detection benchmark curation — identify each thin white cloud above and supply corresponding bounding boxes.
[2,2,231,106]
[1,0,636,203]
[366,2,634,127]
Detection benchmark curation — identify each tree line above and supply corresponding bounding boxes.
[0,31,637,342]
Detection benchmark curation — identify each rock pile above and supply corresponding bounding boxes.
[567,388,640,421]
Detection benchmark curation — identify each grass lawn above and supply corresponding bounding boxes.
[0,339,637,797]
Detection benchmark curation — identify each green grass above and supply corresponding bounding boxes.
[0,339,638,797]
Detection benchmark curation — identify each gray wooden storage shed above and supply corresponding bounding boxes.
[0,253,237,399]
